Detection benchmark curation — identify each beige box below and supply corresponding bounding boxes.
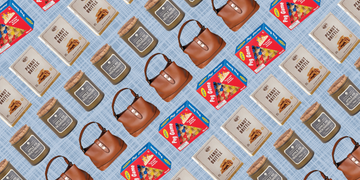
[338,0,360,26]
[39,15,90,66]
[250,74,301,126]
[0,76,31,127]
[221,105,272,156]
[68,0,119,36]
[9,46,60,97]
[309,12,360,64]
[192,135,243,180]
[279,44,330,95]
[171,167,197,180]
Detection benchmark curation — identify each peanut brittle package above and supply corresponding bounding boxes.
[34,0,59,11]
[235,23,286,74]
[68,0,119,36]
[338,0,360,26]
[171,167,197,180]
[250,74,301,126]
[39,15,90,66]
[309,12,359,64]
[221,105,272,156]
[10,46,60,97]
[121,142,171,180]
[279,44,330,95]
[192,135,243,180]
[0,0,34,54]
[269,0,320,30]
[159,101,210,151]
[196,60,247,110]
[0,76,31,127]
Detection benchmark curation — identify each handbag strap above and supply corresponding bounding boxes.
[79,122,106,153]
[178,19,206,51]
[304,170,330,180]
[144,53,172,84]
[211,0,220,13]
[332,136,359,167]
[45,155,72,180]
[112,88,139,119]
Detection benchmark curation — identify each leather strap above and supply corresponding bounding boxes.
[304,170,330,180]
[144,53,172,84]
[45,155,72,180]
[112,88,139,119]
[211,0,220,13]
[332,136,359,167]
[178,19,206,51]
[79,122,106,153]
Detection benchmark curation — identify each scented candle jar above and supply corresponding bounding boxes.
[355,57,360,71]
[185,0,202,7]
[90,44,131,85]
[328,75,360,116]
[64,70,104,111]
[300,102,340,143]
[0,159,26,180]
[247,156,287,180]
[274,129,314,170]
[37,97,77,138]
[10,125,50,166]
[144,0,185,30]
[118,17,158,57]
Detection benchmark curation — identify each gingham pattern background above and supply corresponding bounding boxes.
[0,0,359,179]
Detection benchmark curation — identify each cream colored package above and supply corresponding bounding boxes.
[338,0,360,26]
[10,46,60,97]
[171,167,197,180]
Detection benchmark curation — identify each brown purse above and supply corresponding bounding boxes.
[79,122,127,171]
[178,19,226,69]
[332,136,360,180]
[45,155,93,180]
[304,170,331,180]
[112,88,160,137]
[144,53,193,102]
[211,0,260,31]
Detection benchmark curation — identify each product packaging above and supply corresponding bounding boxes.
[34,0,59,11]
[338,0,360,26]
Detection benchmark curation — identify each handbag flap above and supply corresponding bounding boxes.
[61,164,90,180]
[217,0,257,28]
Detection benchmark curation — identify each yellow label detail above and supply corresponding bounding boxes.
[199,77,207,86]
[125,171,130,180]
[278,39,285,46]
[202,117,209,123]
[123,160,131,169]
[163,129,169,139]
[239,52,245,61]
[272,0,279,6]
[240,76,246,82]
[161,118,169,128]
[201,88,206,97]
[274,8,280,17]
[237,41,246,50]
[26,17,33,25]
[164,159,171,165]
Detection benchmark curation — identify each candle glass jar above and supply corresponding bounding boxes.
[247,156,287,180]
[0,160,26,180]
[185,0,202,7]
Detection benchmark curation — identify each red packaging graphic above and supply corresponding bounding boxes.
[34,0,59,11]
[269,0,320,30]
[159,101,210,151]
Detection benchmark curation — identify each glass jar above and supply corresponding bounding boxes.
[64,70,104,111]
[118,17,158,57]
[185,0,202,7]
[274,129,314,170]
[300,102,341,143]
[354,57,360,71]
[328,75,360,116]
[247,156,287,180]
[0,159,26,180]
[144,0,185,30]
[90,44,131,85]
[37,97,77,138]
[10,125,50,166]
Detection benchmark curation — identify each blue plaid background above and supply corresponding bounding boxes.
[0,0,359,179]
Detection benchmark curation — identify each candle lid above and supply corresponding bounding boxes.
[246,155,266,176]
[300,102,320,122]
[9,125,29,145]
[144,0,160,10]
[64,70,84,91]
[0,159,8,173]
[118,17,137,37]
[90,44,111,64]
[274,129,293,149]
[355,57,360,68]
[328,75,347,94]
[37,97,56,117]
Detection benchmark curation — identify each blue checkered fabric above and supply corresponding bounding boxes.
[0,0,359,179]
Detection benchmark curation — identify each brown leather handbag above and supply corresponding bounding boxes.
[211,0,260,31]
[79,122,127,171]
[178,19,226,69]
[304,170,331,180]
[332,136,360,180]
[112,88,160,137]
[144,53,193,102]
[45,155,93,180]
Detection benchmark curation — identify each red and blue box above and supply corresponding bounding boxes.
[270,0,320,30]
[0,0,34,54]
[34,0,59,11]
[235,23,286,74]
[121,142,171,180]
[196,60,247,110]
[159,101,210,152]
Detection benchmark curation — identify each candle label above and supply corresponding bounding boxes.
[74,81,100,106]
[311,112,336,138]
[155,1,180,26]
[20,135,45,160]
[284,139,309,164]
[47,107,73,133]
[128,27,154,53]
[1,170,23,180]
[257,166,282,180]
[101,54,127,80]
[338,85,360,110]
